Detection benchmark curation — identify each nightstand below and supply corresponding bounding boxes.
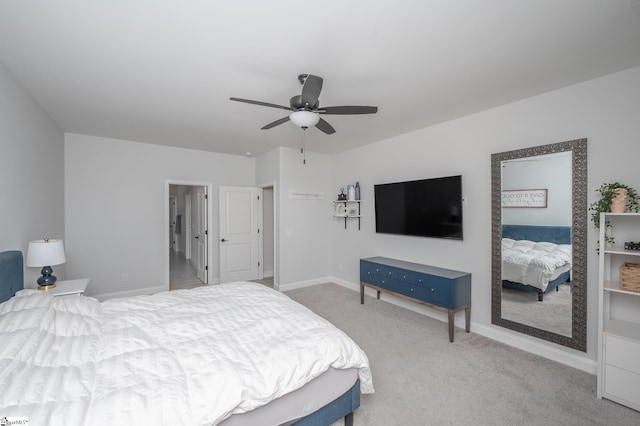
[41,278,90,297]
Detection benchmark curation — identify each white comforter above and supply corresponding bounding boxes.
[0,282,373,425]
[502,239,572,291]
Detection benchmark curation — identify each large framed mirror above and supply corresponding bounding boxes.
[491,138,587,351]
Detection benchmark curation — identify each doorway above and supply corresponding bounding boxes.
[167,182,210,290]
[260,185,275,287]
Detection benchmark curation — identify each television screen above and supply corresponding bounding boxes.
[374,175,463,240]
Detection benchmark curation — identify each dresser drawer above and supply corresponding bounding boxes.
[362,262,396,280]
[364,272,398,291]
[605,335,640,375]
[397,269,418,284]
[395,280,430,302]
[360,260,377,282]
[398,270,434,288]
[428,277,453,307]
[604,364,640,407]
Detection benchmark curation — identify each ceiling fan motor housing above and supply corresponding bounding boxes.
[290,95,319,110]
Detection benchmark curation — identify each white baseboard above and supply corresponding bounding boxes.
[278,276,332,292]
[330,277,596,374]
[263,270,274,278]
[91,285,168,301]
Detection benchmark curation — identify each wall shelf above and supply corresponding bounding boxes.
[333,200,361,230]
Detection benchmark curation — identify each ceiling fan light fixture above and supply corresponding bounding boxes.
[289,110,320,128]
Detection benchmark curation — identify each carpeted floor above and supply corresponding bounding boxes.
[501,283,572,336]
[285,283,640,426]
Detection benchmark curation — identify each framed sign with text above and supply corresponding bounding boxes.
[501,189,548,208]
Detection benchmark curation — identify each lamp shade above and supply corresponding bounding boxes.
[26,239,66,267]
[289,110,320,128]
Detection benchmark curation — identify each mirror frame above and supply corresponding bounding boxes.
[491,138,587,352]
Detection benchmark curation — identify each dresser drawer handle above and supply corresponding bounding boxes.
[431,288,435,292]
[410,288,414,292]
[418,279,423,283]
[388,272,392,275]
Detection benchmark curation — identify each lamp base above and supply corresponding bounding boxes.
[36,265,58,290]
[38,283,57,290]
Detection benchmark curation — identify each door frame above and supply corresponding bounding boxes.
[184,192,192,260]
[169,195,178,251]
[258,181,277,289]
[165,180,213,291]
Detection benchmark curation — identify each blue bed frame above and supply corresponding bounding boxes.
[292,379,360,426]
[501,225,572,302]
[0,250,361,425]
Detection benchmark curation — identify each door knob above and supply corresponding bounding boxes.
[194,236,199,239]
[221,238,227,242]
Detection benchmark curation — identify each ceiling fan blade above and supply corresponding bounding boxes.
[315,117,336,134]
[319,106,378,115]
[261,116,290,129]
[230,97,295,111]
[300,74,323,107]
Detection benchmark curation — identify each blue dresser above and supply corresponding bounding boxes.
[360,257,471,342]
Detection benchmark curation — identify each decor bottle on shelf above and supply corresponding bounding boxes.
[347,185,355,201]
[355,181,360,200]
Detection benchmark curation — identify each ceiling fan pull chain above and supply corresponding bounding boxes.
[301,128,306,164]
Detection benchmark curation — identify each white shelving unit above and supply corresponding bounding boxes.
[333,200,361,230]
[597,212,640,411]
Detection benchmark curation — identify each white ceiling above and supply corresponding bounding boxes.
[1,1,639,157]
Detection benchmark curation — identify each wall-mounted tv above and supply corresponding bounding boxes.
[374,175,463,240]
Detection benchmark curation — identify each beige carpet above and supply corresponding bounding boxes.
[285,283,640,426]
[501,283,572,337]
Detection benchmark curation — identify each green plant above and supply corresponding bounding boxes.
[589,182,640,246]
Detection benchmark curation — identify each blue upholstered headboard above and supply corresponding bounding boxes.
[502,225,572,245]
[0,250,24,304]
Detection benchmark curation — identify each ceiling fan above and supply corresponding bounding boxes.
[230,74,377,134]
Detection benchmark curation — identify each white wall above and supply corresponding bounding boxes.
[330,65,640,370]
[0,63,65,287]
[65,134,255,298]
[263,147,333,288]
[502,152,572,226]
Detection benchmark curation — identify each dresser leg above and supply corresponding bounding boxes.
[448,310,454,342]
[360,283,364,304]
[465,306,471,333]
[376,290,381,299]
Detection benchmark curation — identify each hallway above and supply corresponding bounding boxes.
[169,250,205,290]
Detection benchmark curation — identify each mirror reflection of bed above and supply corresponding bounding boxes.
[501,224,572,337]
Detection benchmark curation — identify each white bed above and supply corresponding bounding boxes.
[0,280,373,425]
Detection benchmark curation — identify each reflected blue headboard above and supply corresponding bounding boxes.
[0,250,24,303]
[502,225,572,244]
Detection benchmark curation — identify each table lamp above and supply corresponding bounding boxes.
[26,238,66,290]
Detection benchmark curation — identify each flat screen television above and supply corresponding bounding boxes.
[374,175,463,240]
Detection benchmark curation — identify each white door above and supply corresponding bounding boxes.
[196,187,208,283]
[219,186,259,283]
